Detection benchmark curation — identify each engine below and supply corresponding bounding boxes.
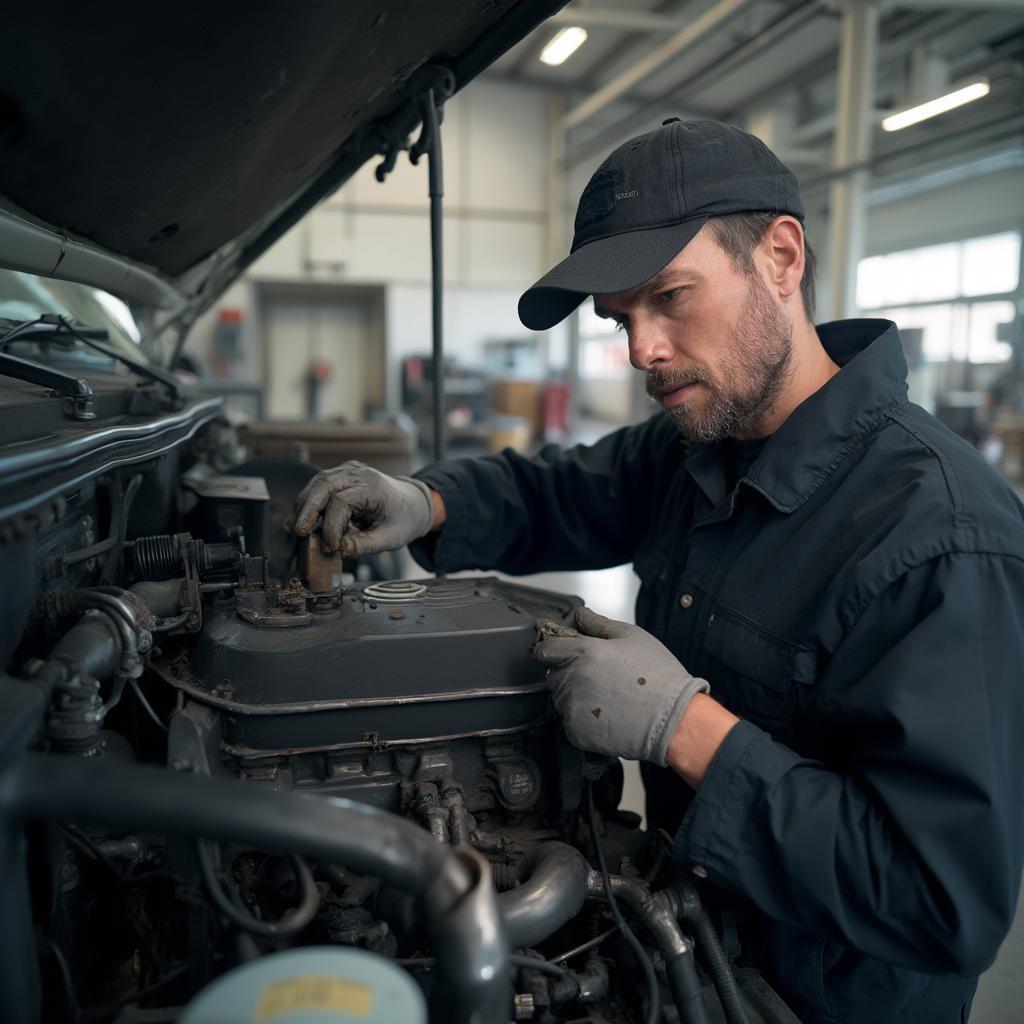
[1,439,800,1024]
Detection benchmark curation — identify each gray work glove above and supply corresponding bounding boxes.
[534,607,710,766]
[290,461,435,556]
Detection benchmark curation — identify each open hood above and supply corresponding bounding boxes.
[0,1,563,327]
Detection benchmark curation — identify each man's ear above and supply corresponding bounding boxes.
[760,216,805,305]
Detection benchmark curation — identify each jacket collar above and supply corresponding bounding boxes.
[684,319,909,515]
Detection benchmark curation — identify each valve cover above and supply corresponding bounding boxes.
[157,576,580,754]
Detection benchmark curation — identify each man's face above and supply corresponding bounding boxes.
[593,226,793,442]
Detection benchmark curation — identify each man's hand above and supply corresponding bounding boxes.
[290,461,437,556]
[533,607,711,767]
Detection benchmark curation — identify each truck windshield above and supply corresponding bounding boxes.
[0,268,146,364]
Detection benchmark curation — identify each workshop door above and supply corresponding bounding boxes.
[264,293,378,422]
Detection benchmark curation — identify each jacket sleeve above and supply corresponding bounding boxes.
[409,414,683,575]
[674,550,1024,975]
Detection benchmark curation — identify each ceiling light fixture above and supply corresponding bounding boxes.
[540,26,588,66]
[882,81,990,132]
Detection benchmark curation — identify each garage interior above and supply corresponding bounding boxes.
[174,5,1024,1019]
[2,1,1023,1022]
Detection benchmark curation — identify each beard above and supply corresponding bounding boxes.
[646,274,793,442]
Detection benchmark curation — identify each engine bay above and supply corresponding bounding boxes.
[0,416,799,1024]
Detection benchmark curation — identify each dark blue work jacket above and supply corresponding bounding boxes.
[413,319,1024,1024]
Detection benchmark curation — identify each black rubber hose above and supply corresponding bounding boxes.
[1,753,462,900]
[50,614,120,681]
[693,909,751,1024]
[197,841,320,939]
[498,841,589,949]
[586,782,660,1024]
[667,950,712,1024]
[0,753,511,1024]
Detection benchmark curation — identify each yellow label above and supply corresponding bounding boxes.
[255,975,374,1021]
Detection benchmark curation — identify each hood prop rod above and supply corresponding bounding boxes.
[379,66,455,463]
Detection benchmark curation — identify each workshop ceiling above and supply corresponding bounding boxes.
[489,0,1024,193]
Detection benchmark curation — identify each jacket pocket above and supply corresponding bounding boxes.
[699,605,816,743]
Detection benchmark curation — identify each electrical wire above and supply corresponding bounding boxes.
[550,925,618,964]
[196,840,320,939]
[151,610,190,633]
[43,940,80,1024]
[101,674,128,716]
[586,780,660,1024]
[395,954,567,979]
[129,678,167,733]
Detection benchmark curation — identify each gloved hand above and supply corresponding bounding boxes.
[533,607,710,766]
[289,461,436,556]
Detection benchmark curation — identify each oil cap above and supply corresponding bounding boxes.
[180,946,426,1024]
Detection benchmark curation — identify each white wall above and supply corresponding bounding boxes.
[186,77,562,413]
[864,167,1024,256]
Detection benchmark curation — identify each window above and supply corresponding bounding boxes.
[579,302,630,381]
[858,232,1020,376]
[857,231,1021,309]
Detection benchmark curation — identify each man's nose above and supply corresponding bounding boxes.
[627,320,675,372]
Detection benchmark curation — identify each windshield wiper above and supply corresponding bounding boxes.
[0,314,181,404]
[0,314,109,350]
[0,350,95,420]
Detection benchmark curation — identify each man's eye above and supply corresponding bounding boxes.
[659,288,681,303]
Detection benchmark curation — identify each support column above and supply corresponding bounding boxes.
[826,0,879,320]
[546,92,582,432]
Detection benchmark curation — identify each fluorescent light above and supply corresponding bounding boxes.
[882,81,990,132]
[540,26,588,66]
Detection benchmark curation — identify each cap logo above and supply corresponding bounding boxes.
[574,168,618,236]
[615,190,639,200]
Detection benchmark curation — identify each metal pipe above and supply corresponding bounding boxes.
[0,753,509,1024]
[498,841,590,949]
[563,0,759,130]
[425,89,446,464]
[566,0,823,166]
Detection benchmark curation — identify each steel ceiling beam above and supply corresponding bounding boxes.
[564,0,824,162]
[550,7,683,31]
[561,0,761,130]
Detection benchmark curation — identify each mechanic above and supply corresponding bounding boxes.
[291,119,1024,1024]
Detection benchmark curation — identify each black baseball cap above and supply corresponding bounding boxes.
[518,118,805,331]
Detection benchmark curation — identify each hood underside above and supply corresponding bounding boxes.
[0,1,562,316]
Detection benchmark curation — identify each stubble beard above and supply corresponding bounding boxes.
[646,275,794,443]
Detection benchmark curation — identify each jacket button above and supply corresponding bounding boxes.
[679,594,694,609]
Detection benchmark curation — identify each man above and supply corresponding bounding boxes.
[292,119,1024,1023]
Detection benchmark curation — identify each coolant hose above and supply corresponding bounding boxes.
[598,875,712,1024]
[0,752,510,1024]
[692,909,751,1024]
[666,947,710,1024]
[498,841,590,948]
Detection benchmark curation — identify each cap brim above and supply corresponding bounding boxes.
[518,215,708,331]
